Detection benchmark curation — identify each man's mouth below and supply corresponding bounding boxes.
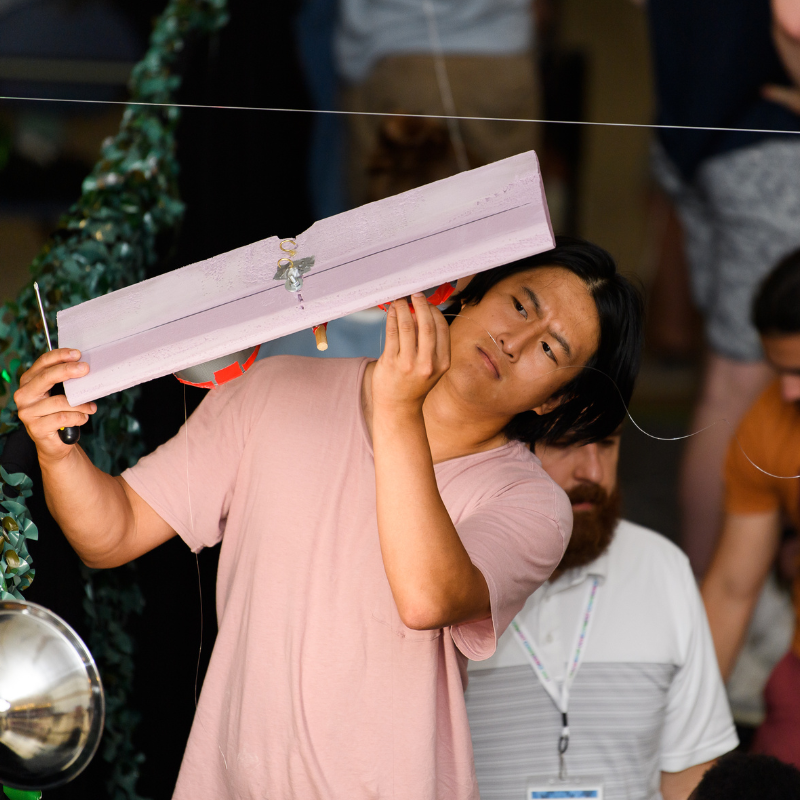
[572,502,595,512]
[477,346,500,379]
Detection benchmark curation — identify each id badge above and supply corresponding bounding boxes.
[526,775,604,799]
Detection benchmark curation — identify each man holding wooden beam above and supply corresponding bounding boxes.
[15,237,642,799]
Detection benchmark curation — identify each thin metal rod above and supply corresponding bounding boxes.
[33,282,53,351]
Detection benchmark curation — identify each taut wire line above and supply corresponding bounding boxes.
[184,385,203,710]
[2,93,800,137]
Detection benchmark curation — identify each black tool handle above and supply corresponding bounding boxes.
[50,382,81,445]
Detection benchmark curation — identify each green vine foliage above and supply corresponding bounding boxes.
[0,0,229,797]
[0,467,37,599]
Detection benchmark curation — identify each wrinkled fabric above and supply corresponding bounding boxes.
[123,356,570,799]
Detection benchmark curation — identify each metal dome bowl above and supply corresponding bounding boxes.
[0,601,104,790]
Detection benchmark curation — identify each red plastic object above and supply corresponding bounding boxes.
[175,345,260,389]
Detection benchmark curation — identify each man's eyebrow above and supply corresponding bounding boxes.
[522,286,542,315]
[550,329,571,358]
[522,285,572,357]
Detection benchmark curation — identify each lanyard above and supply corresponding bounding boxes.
[510,577,600,771]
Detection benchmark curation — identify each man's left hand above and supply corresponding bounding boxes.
[372,293,451,413]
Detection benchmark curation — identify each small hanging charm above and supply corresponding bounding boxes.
[274,239,315,293]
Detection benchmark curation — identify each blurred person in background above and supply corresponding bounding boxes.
[750,559,800,768]
[702,248,800,754]
[645,0,800,578]
[466,428,737,800]
[334,0,540,205]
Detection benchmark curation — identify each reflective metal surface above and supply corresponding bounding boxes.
[0,601,104,790]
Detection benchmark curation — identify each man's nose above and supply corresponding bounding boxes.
[573,444,604,484]
[496,326,540,360]
[780,374,800,404]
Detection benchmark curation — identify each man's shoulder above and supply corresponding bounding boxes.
[248,354,367,382]
[740,379,799,436]
[224,355,368,421]
[726,378,800,487]
[611,520,688,561]
[607,520,693,589]
[441,441,554,488]
[452,443,570,522]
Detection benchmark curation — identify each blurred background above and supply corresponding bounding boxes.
[1,0,796,796]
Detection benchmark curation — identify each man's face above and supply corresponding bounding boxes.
[535,431,622,574]
[445,266,600,419]
[761,332,800,405]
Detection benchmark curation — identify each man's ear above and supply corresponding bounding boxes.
[532,396,562,416]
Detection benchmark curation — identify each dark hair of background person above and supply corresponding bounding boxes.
[448,235,644,447]
[689,753,800,800]
[753,247,800,336]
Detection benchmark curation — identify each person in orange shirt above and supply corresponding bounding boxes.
[702,247,800,750]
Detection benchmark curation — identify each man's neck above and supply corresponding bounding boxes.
[362,362,510,463]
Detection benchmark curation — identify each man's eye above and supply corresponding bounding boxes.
[542,341,556,362]
[513,298,528,319]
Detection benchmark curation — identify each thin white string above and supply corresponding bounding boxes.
[184,387,228,769]
[184,385,195,535]
[184,385,203,709]
[2,93,800,136]
[422,0,470,172]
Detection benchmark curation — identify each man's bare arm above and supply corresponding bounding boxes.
[660,761,714,800]
[701,509,781,680]
[371,296,491,631]
[15,349,176,568]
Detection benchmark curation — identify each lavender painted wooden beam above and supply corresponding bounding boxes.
[57,150,554,405]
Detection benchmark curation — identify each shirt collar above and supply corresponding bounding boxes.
[545,540,612,595]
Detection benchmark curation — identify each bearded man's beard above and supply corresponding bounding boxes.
[554,484,621,577]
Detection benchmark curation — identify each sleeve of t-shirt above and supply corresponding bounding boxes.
[724,388,782,517]
[659,556,739,772]
[121,363,266,553]
[450,475,570,662]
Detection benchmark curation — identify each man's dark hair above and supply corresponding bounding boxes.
[691,753,800,800]
[449,235,644,446]
[753,247,800,336]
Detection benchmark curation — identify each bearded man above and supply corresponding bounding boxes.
[465,429,738,800]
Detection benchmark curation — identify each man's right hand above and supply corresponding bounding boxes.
[15,349,97,462]
[14,348,176,569]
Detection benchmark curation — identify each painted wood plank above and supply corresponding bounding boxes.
[58,151,554,405]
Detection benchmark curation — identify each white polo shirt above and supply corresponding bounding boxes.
[466,520,738,800]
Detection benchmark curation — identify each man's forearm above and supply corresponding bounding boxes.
[701,510,780,680]
[40,446,135,568]
[373,407,490,630]
[701,579,758,681]
[660,761,715,800]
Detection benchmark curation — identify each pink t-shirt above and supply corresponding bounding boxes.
[123,356,570,799]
